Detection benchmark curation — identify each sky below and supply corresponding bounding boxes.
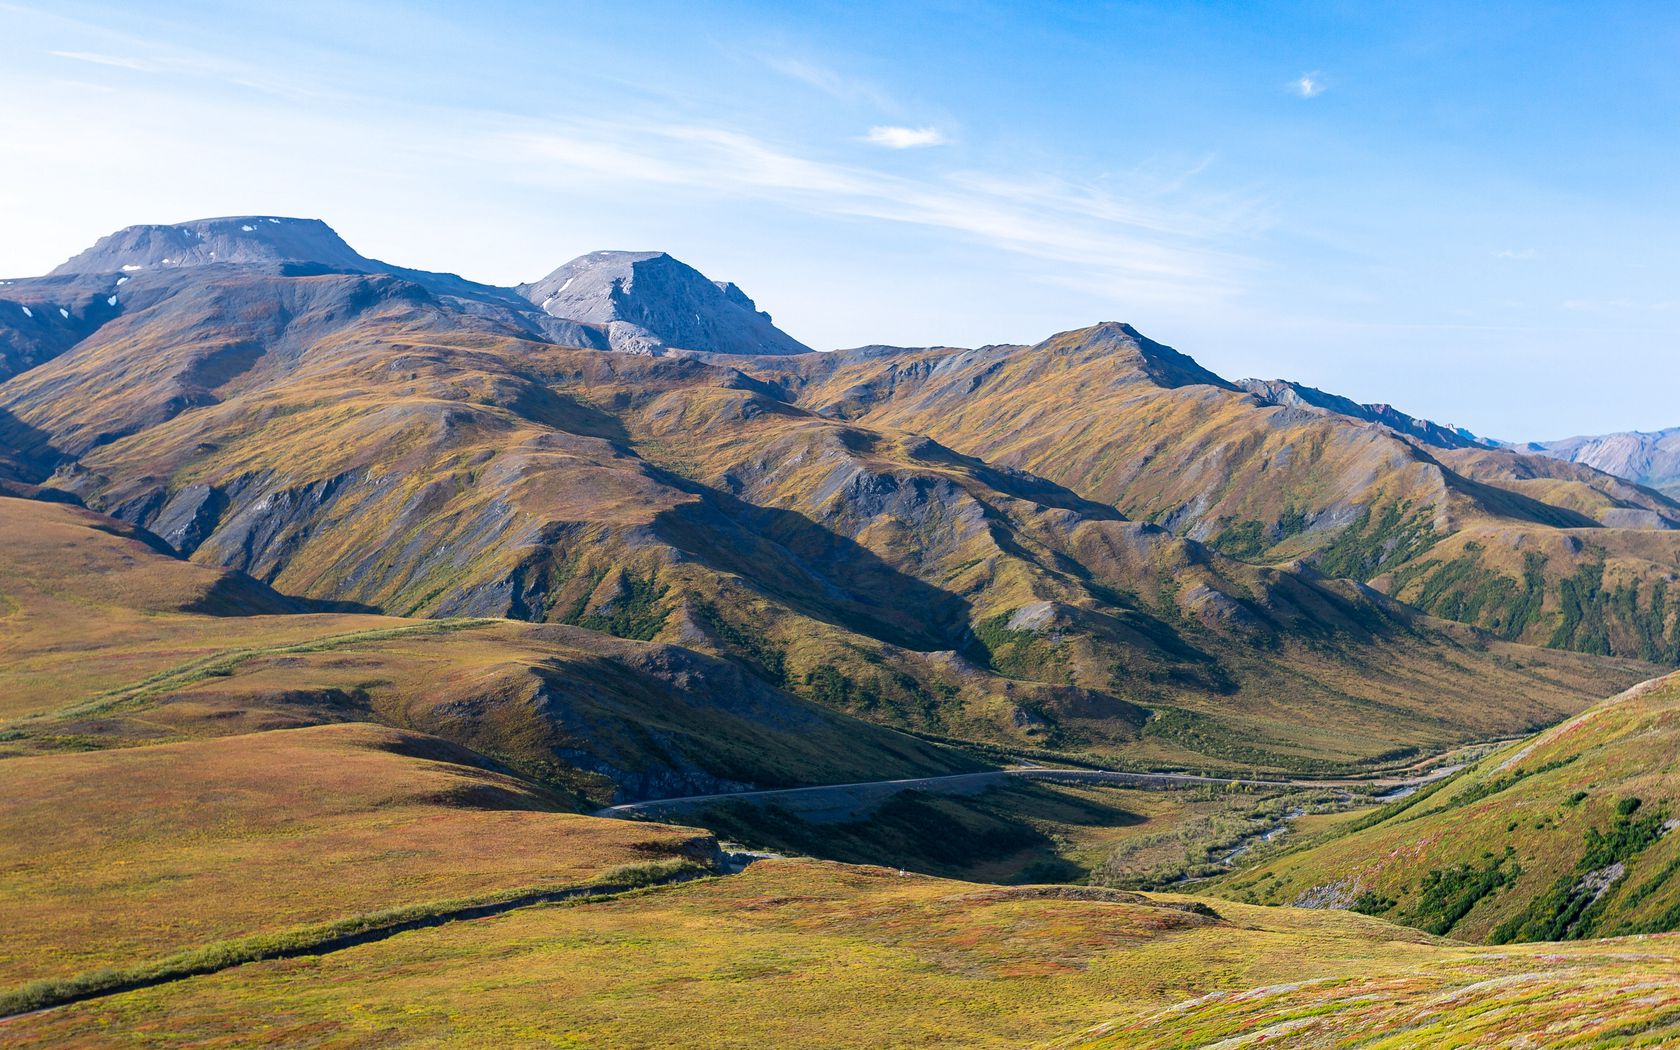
[1,1,1676,439]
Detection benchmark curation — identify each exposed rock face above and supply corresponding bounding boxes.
[1525,428,1680,498]
[14,217,809,370]
[517,251,813,356]
[1238,377,1491,451]
[784,322,1680,658]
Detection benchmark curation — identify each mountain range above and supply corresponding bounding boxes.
[0,216,1674,792]
[4,215,1680,1046]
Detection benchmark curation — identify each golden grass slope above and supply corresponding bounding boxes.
[0,723,709,987]
[1214,671,1680,944]
[1067,937,1680,1049]
[0,494,397,721]
[790,325,1582,549]
[7,854,1680,1048]
[0,494,298,618]
[1374,523,1680,660]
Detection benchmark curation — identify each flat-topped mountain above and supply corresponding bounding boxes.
[49,217,376,276]
[517,250,813,356]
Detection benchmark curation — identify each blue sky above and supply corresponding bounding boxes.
[1,1,1675,438]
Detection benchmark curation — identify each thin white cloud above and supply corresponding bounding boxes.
[49,49,152,71]
[496,116,1263,303]
[35,9,329,103]
[863,125,948,149]
[1291,73,1325,98]
[1562,297,1664,315]
[763,55,898,112]
[6,1,1263,310]
[1495,248,1538,260]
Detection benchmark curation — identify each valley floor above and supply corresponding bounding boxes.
[1,717,1678,1048]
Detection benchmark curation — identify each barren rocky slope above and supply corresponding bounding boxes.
[1526,426,1680,499]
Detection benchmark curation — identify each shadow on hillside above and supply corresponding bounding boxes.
[901,435,1124,520]
[509,381,632,444]
[649,474,974,653]
[0,406,67,486]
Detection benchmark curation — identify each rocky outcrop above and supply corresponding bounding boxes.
[517,251,812,356]
[1237,377,1491,450]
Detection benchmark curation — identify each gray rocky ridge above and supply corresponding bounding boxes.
[517,250,813,356]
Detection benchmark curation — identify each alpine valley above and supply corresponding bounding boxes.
[4,217,1680,1048]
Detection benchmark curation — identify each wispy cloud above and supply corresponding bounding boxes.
[1291,72,1325,98]
[496,117,1263,303]
[35,9,330,103]
[1495,248,1538,260]
[49,49,151,71]
[863,125,948,149]
[762,55,899,111]
[1560,297,1671,316]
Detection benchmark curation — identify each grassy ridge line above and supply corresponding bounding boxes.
[19,618,500,723]
[0,858,712,1020]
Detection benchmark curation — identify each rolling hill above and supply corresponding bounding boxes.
[9,831,1680,1048]
[4,215,1680,1048]
[0,493,976,803]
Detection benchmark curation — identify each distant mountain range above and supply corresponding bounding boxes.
[1520,428,1680,500]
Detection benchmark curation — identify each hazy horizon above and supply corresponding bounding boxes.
[2,0,1676,439]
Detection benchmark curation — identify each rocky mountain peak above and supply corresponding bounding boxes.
[516,250,812,356]
[1037,322,1237,390]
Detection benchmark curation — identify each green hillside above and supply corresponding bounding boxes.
[1215,671,1680,943]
